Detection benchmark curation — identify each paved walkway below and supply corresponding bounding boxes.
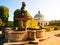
[38,30,60,45]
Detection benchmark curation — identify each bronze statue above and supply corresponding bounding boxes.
[14,2,32,31]
[20,2,26,18]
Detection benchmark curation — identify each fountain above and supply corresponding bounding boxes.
[4,2,48,45]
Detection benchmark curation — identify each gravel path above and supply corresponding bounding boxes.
[38,30,60,45]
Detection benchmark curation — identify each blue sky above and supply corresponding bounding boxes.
[0,0,60,21]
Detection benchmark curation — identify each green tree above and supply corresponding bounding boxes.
[8,21,13,26]
[0,6,9,18]
[49,20,60,26]
[14,9,20,26]
[0,6,9,26]
[14,9,21,17]
[0,18,5,26]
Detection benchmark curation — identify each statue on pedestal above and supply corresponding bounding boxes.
[14,2,32,31]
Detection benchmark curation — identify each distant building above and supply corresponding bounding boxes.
[34,11,49,26]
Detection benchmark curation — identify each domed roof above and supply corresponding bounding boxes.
[34,11,44,20]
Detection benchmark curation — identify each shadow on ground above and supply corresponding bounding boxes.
[54,34,60,37]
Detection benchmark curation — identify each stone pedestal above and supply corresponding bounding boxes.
[8,31,27,42]
[36,29,46,38]
[28,30,36,40]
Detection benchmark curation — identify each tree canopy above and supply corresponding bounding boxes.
[0,6,9,18]
[49,20,60,26]
[0,6,9,26]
